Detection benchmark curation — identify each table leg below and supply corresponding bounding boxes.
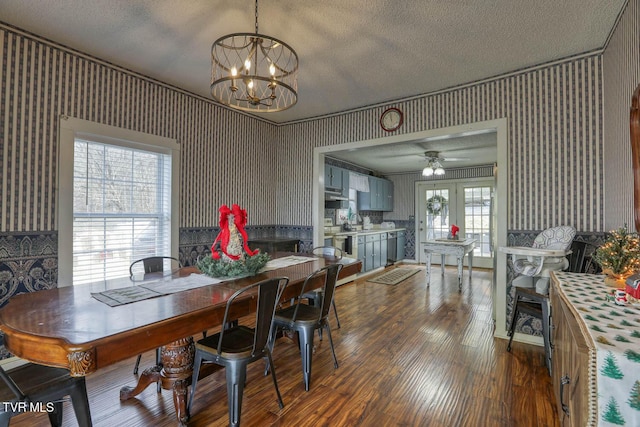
[457,254,463,290]
[426,252,432,286]
[440,254,445,276]
[120,337,194,425]
[468,250,473,282]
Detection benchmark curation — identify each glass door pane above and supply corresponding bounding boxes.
[425,188,450,240]
[463,184,494,267]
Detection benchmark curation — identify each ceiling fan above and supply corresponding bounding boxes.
[420,151,470,176]
[421,150,470,163]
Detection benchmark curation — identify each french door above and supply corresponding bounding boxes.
[416,180,494,268]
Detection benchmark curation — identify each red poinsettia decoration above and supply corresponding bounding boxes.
[451,224,460,238]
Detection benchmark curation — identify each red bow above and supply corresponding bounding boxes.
[231,204,258,257]
[210,204,258,260]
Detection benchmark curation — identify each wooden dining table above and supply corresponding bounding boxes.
[0,253,361,425]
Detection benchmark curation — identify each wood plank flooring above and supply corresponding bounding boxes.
[9,265,560,427]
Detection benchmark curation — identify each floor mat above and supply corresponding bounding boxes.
[367,268,420,285]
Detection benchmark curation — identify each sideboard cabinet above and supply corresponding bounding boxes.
[550,275,591,427]
[550,272,640,427]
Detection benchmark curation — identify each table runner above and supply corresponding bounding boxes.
[92,255,315,307]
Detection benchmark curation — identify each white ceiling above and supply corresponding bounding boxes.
[0,0,626,173]
[328,130,498,174]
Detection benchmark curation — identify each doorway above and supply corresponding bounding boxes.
[416,179,494,268]
[312,118,509,338]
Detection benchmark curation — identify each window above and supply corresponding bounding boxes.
[59,117,180,286]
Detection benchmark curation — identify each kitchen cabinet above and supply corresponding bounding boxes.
[380,178,393,210]
[397,230,406,260]
[341,169,350,198]
[355,230,403,273]
[357,176,394,211]
[379,232,388,268]
[365,234,378,272]
[324,165,343,190]
[357,236,366,271]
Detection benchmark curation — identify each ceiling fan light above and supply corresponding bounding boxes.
[422,166,434,177]
[434,167,445,175]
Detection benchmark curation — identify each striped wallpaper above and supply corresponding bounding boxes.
[278,57,604,232]
[4,9,639,238]
[0,24,278,232]
[603,0,640,231]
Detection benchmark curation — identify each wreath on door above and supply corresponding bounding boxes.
[426,194,448,216]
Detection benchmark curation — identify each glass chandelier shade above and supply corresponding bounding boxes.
[210,1,298,112]
[422,160,445,176]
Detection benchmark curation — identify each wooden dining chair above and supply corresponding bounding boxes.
[187,277,289,427]
[0,337,93,426]
[268,263,343,391]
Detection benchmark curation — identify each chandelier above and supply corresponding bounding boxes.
[422,152,445,177]
[210,0,298,112]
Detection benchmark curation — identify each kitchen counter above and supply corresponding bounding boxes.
[326,227,405,238]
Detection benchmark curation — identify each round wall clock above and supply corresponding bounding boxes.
[380,107,403,132]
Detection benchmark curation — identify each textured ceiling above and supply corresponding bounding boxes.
[0,0,626,124]
[0,0,627,173]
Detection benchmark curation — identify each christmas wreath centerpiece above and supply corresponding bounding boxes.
[426,194,448,216]
[197,204,270,278]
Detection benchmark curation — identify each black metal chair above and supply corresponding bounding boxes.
[129,256,181,277]
[302,246,343,331]
[507,239,595,375]
[0,338,92,426]
[187,277,289,427]
[269,263,343,391]
[129,256,182,390]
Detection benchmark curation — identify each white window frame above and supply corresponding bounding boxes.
[58,116,180,287]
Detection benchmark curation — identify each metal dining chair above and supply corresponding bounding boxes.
[268,263,343,391]
[302,246,343,331]
[187,277,289,427]
[0,337,93,426]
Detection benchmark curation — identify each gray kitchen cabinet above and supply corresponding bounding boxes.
[381,179,394,211]
[357,176,394,211]
[366,233,385,270]
[396,230,406,261]
[324,165,343,190]
[379,232,388,268]
[357,236,367,271]
[341,169,350,198]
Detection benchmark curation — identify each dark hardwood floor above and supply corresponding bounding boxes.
[9,265,559,426]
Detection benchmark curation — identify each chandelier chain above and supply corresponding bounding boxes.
[255,0,259,34]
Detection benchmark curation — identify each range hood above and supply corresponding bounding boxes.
[325,189,348,201]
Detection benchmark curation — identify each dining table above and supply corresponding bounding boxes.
[422,238,476,290]
[0,252,361,425]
